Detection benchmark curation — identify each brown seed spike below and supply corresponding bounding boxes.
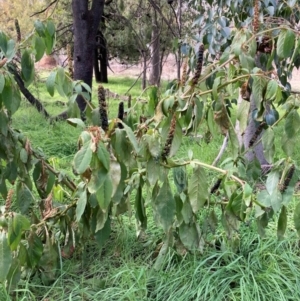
[181,57,188,86]
[281,164,295,193]
[210,178,222,194]
[253,0,260,34]
[249,122,266,147]
[5,189,14,213]
[67,44,74,79]
[191,44,204,87]
[162,114,176,160]
[98,85,108,132]
[15,19,21,43]
[117,102,124,129]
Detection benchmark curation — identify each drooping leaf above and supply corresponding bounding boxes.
[277,29,295,59]
[153,179,176,233]
[46,71,56,97]
[266,170,280,195]
[67,118,86,129]
[135,185,147,230]
[0,231,12,283]
[95,217,111,249]
[8,214,30,251]
[73,140,93,174]
[251,74,267,108]
[262,128,275,163]
[27,232,43,268]
[21,50,34,85]
[96,176,113,212]
[179,222,203,251]
[277,205,287,240]
[75,183,87,222]
[16,182,34,215]
[34,36,46,62]
[188,165,208,213]
[294,202,300,236]
[97,142,110,171]
[285,110,300,139]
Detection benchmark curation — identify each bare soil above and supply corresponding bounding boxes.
[36,54,300,92]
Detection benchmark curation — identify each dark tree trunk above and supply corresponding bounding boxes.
[149,10,161,86]
[72,0,105,113]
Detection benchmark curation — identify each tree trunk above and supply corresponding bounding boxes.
[142,52,147,90]
[72,0,105,113]
[94,30,108,83]
[149,10,161,86]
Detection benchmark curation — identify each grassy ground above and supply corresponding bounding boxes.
[3,75,300,300]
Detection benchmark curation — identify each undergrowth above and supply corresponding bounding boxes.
[6,76,300,301]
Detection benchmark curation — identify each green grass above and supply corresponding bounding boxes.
[6,75,300,300]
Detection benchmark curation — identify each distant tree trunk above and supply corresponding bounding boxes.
[94,30,108,83]
[72,0,105,114]
[149,10,161,86]
[176,0,182,81]
[142,52,147,90]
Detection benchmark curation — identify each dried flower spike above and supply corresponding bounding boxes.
[98,85,108,132]
[117,102,124,129]
[181,57,188,86]
[191,44,204,87]
[249,122,266,147]
[210,178,222,194]
[253,0,260,34]
[162,114,176,160]
[67,44,74,79]
[5,189,14,212]
[281,164,295,193]
[15,19,21,42]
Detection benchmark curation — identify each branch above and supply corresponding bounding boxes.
[30,0,58,17]
[8,63,51,119]
[147,0,177,37]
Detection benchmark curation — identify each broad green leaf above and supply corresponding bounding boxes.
[0,110,8,136]
[179,222,202,251]
[75,183,87,222]
[96,176,113,211]
[67,118,86,129]
[6,257,21,290]
[38,236,58,285]
[266,170,279,195]
[148,86,158,115]
[173,167,187,193]
[265,80,278,101]
[21,50,34,85]
[95,217,111,249]
[277,205,287,240]
[243,183,253,207]
[20,148,28,163]
[181,198,193,224]
[27,232,43,268]
[121,123,140,154]
[256,190,271,209]
[8,214,30,251]
[228,125,239,159]
[237,100,250,135]
[0,32,8,53]
[251,75,267,108]
[34,20,45,37]
[285,110,300,139]
[46,20,56,37]
[282,136,294,157]
[0,231,12,283]
[46,71,56,97]
[34,36,46,62]
[262,128,275,163]
[0,73,4,93]
[16,182,34,215]
[97,142,110,171]
[230,192,246,221]
[153,179,176,232]
[188,165,208,213]
[6,40,16,60]
[146,157,160,186]
[294,202,300,236]
[73,140,93,174]
[135,185,147,230]
[87,164,108,193]
[277,29,295,59]
[44,29,55,55]
[270,190,282,213]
